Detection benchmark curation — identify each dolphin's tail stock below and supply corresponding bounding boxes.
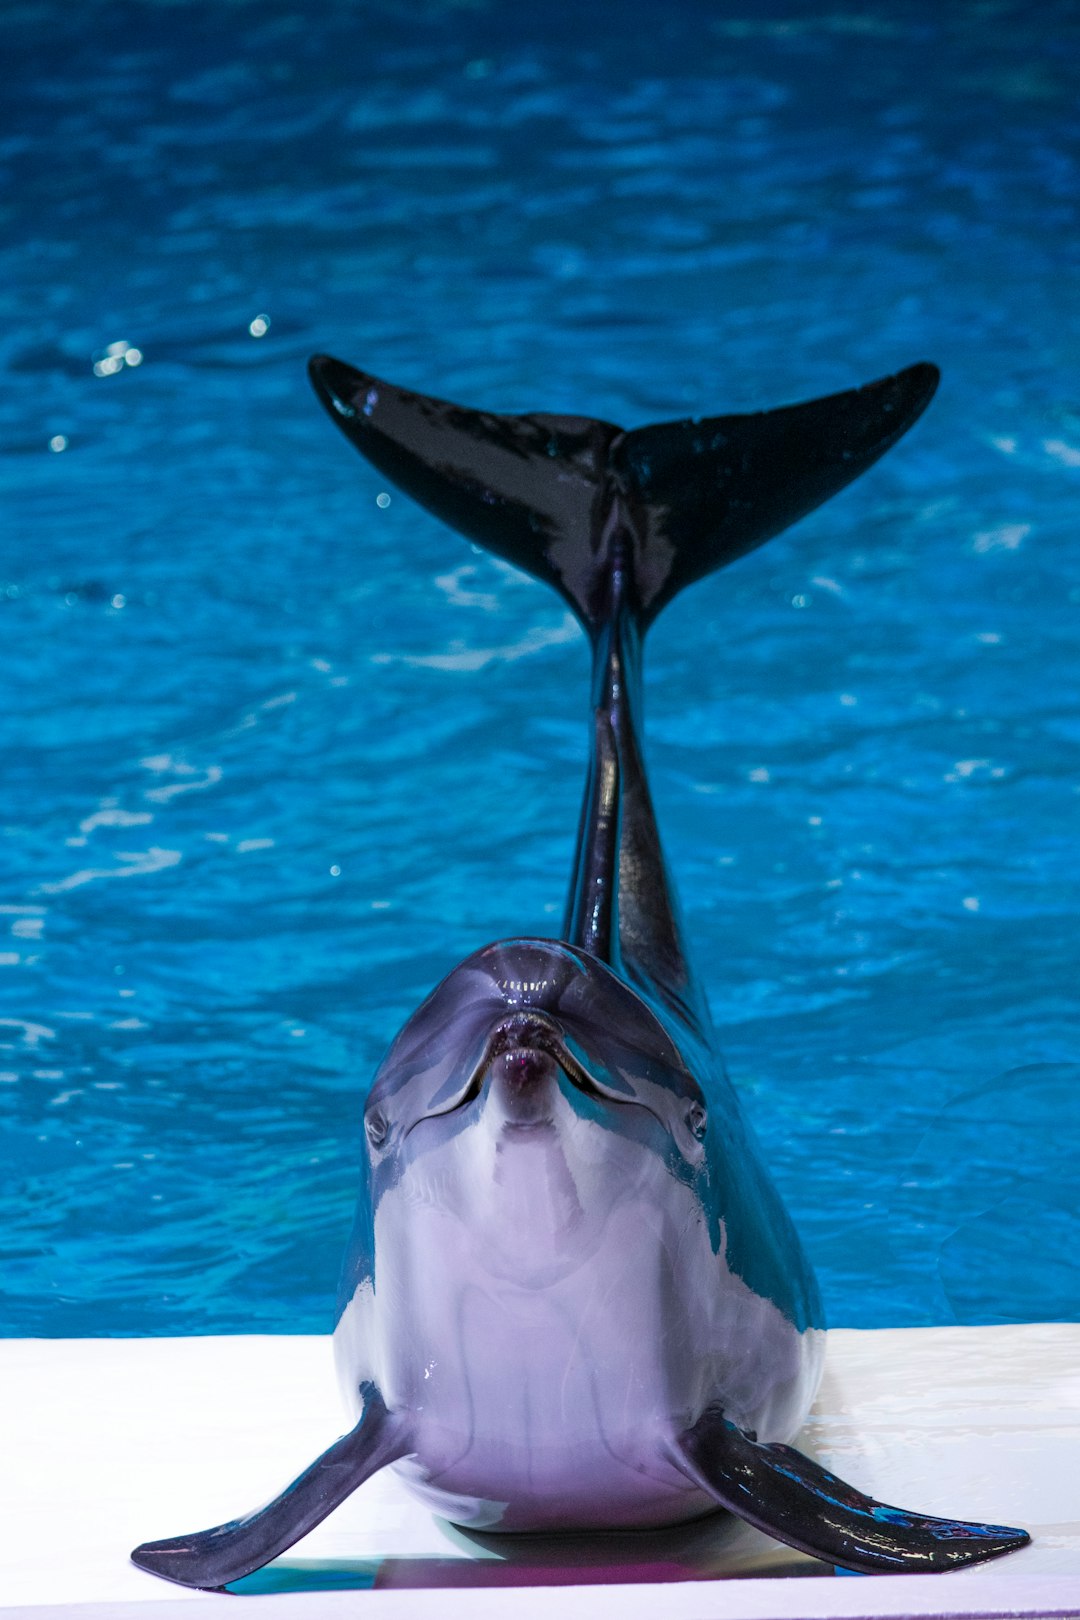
[307,354,938,1027]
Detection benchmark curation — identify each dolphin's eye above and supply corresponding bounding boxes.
[365,1109,388,1148]
[687,1102,707,1140]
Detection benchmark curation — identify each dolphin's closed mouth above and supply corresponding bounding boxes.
[407,1011,625,1137]
[481,1010,633,1108]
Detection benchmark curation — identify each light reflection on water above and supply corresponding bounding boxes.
[1,0,1078,1336]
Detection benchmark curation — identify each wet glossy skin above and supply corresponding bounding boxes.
[335,936,823,1531]
[131,357,1031,1587]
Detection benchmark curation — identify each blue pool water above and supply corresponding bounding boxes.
[1,0,1078,1337]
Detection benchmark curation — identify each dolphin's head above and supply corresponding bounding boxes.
[360,939,709,1283]
[367,938,707,1162]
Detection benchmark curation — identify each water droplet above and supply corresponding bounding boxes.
[249,314,270,337]
[48,434,68,453]
[376,492,391,509]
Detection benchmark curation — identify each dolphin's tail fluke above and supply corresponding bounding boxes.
[308,354,938,635]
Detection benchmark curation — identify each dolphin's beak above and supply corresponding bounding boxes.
[484,1013,594,1092]
[402,1012,635,1142]
[486,1046,561,1126]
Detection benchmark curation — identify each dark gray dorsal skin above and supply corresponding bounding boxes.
[131,358,1030,1590]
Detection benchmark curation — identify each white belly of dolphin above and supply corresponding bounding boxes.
[334,1117,822,1532]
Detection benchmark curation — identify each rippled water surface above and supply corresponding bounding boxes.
[2,0,1078,1335]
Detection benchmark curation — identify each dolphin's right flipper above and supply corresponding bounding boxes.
[672,1405,1030,1574]
[131,1383,410,1591]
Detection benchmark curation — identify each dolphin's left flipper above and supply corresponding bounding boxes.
[131,1383,410,1591]
[672,1404,1030,1574]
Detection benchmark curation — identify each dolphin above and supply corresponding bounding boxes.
[132,356,1029,1589]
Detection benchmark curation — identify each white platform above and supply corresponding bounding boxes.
[6,1324,1079,1618]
